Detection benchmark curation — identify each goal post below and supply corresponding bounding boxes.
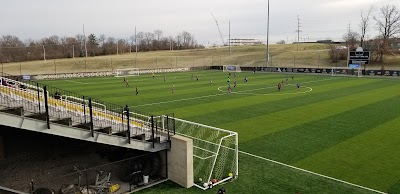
[114,68,140,77]
[164,116,238,190]
[331,67,362,77]
[223,65,241,73]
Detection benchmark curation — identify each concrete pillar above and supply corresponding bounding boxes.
[168,135,193,188]
[0,136,4,160]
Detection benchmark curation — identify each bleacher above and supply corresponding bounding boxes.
[0,74,171,152]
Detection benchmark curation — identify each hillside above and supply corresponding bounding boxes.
[1,43,399,75]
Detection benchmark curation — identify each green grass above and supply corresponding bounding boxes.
[38,71,400,193]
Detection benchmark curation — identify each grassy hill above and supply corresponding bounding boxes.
[2,43,400,75]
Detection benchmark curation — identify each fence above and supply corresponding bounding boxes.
[0,53,366,76]
[0,73,173,148]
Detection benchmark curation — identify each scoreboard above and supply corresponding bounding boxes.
[349,47,370,65]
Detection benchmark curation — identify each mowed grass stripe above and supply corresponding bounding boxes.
[239,95,400,165]
[137,153,376,194]
[222,83,400,143]
[294,112,400,192]
[154,77,376,118]
[180,78,385,128]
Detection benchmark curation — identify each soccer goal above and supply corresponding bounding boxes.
[114,68,140,77]
[223,65,241,73]
[165,116,238,190]
[331,67,362,77]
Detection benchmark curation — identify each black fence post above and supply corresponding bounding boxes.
[89,98,94,137]
[83,96,86,123]
[125,105,131,144]
[173,118,176,135]
[166,115,170,141]
[151,115,155,148]
[36,83,41,113]
[43,86,50,129]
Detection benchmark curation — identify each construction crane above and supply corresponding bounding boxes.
[211,12,225,46]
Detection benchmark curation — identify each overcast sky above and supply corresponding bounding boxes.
[1,0,399,45]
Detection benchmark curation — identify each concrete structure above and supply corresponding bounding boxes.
[168,135,193,188]
[0,111,169,152]
[0,136,4,160]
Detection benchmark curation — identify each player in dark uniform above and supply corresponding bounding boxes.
[278,83,281,92]
[136,86,139,95]
[296,83,300,91]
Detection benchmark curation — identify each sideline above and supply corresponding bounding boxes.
[239,150,386,194]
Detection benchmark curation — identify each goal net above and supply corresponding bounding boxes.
[223,65,241,73]
[115,68,140,77]
[331,67,362,77]
[165,116,238,190]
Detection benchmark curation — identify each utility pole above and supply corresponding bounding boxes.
[229,20,231,55]
[83,24,88,58]
[346,22,351,67]
[43,45,46,61]
[296,15,301,51]
[72,45,75,58]
[266,0,270,67]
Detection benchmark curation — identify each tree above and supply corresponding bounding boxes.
[154,30,163,50]
[144,32,154,51]
[88,34,98,56]
[276,40,286,44]
[360,6,374,48]
[343,31,360,48]
[374,5,400,62]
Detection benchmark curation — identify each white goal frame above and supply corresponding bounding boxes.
[223,65,242,73]
[331,67,362,77]
[168,116,239,190]
[114,68,140,77]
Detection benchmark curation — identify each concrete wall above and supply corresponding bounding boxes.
[168,135,193,188]
[0,136,4,160]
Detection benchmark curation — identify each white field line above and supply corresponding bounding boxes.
[131,93,225,108]
[176,132,386,193]
[65,80,90,84]
[239,150,386,194]
[133,77,338,108]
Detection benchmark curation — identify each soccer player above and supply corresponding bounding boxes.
[286,76,289,84]
[136,86,139,95]
[152,71,155,79]
[210,79,213,85]
[196,75,199,81]
[172,84,175,93]
[123,77,126,82]
[291,75,294,81]
[234,72,237,78]
[227,84,231,94]
[244,77,248,82]
[296,83,300,91]
[125,79,129,87]
[227,77,230,83]
[278,83,281,92]
[234,79,237,88]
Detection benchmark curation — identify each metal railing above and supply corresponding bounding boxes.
[0,73,173,147]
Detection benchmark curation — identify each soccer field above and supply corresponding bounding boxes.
[38,71,400,194]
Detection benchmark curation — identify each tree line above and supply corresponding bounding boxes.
[331,4,400,63]
[0,30,203,63]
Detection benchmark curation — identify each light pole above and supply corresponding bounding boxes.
[266,0,270,68]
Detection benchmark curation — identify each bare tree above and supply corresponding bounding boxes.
[374,5,400,62]
[144,32,154,51]
[343,31,360,48]
[360,6,374,48]
[154,30,163,50]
